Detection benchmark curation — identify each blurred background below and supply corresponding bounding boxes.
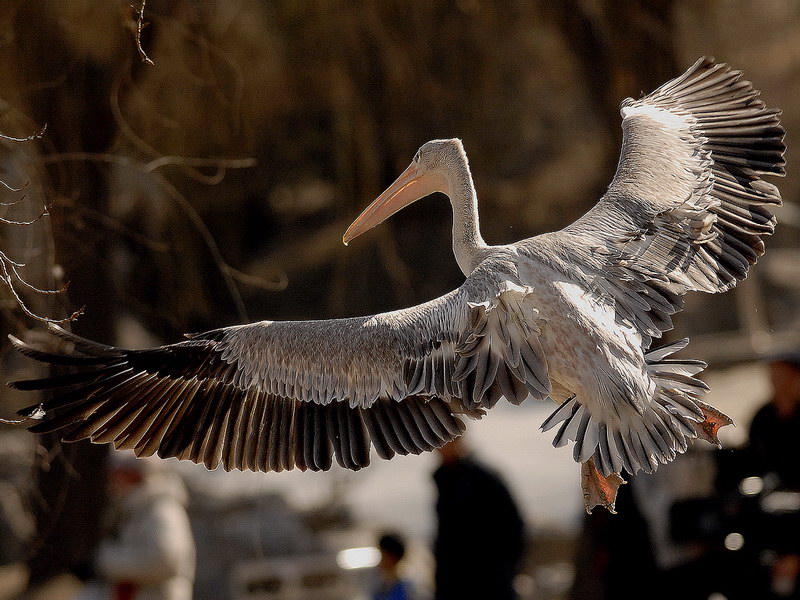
[0,1,799,599]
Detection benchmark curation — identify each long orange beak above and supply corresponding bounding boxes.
[342,163,448,245]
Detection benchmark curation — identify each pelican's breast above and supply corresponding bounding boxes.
[518,257,650,403]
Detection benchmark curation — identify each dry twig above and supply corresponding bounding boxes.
[0,124,80,324]
[133,0,154,65]
[0,124,46,143]
[0,246,83,325]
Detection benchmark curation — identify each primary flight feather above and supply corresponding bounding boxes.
[9,57,785,512]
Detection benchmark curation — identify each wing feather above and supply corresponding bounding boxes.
[9,254,550,474]
[553,57,784,346]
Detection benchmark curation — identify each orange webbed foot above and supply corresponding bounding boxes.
[693,400,734,448]
[581,458,626,514]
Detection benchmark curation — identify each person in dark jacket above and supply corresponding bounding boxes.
[432,438,525,600]
[750,354,800,489]
[747,353,800,598]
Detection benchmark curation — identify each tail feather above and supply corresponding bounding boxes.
[541,339,731,477]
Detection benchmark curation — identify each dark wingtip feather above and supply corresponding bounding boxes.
[8,334,113,367]
[16,404,45,419]
[46,324,122,356]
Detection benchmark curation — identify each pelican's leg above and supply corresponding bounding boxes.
[581,458,626,514]
[693,400,734,448]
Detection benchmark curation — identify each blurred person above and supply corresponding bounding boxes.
[571,450,730,600]
[750,353,800,489]
[373,532,415,600]
[432,438,525,600]
[569,479,657,600]
[77,452,195,600]
[747,352,800,598]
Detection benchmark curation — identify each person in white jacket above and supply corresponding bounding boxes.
[80,452,195,600]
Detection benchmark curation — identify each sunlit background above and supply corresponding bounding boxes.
[0,2,799,599]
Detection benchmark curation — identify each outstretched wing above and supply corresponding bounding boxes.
[531,58,781,487]
[559,56,785,346]
[10,256,550,473]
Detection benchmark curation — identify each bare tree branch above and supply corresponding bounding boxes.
[0,204,48,226]
[143,155,257,185]
[58,195,169,253]
[0,124,47,143]
[39,152,280,322]
[133,0,154,65]
[228,264,287,293]
[0,247,83,324]
[0,179,29,193]
[109,66,252,185]
[0,123,80,324]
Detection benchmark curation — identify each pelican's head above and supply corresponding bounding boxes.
[343,139,466,244]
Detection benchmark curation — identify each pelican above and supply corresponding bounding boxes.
[9,57,785,512]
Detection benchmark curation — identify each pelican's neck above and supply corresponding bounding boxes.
[448,165,486,276]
